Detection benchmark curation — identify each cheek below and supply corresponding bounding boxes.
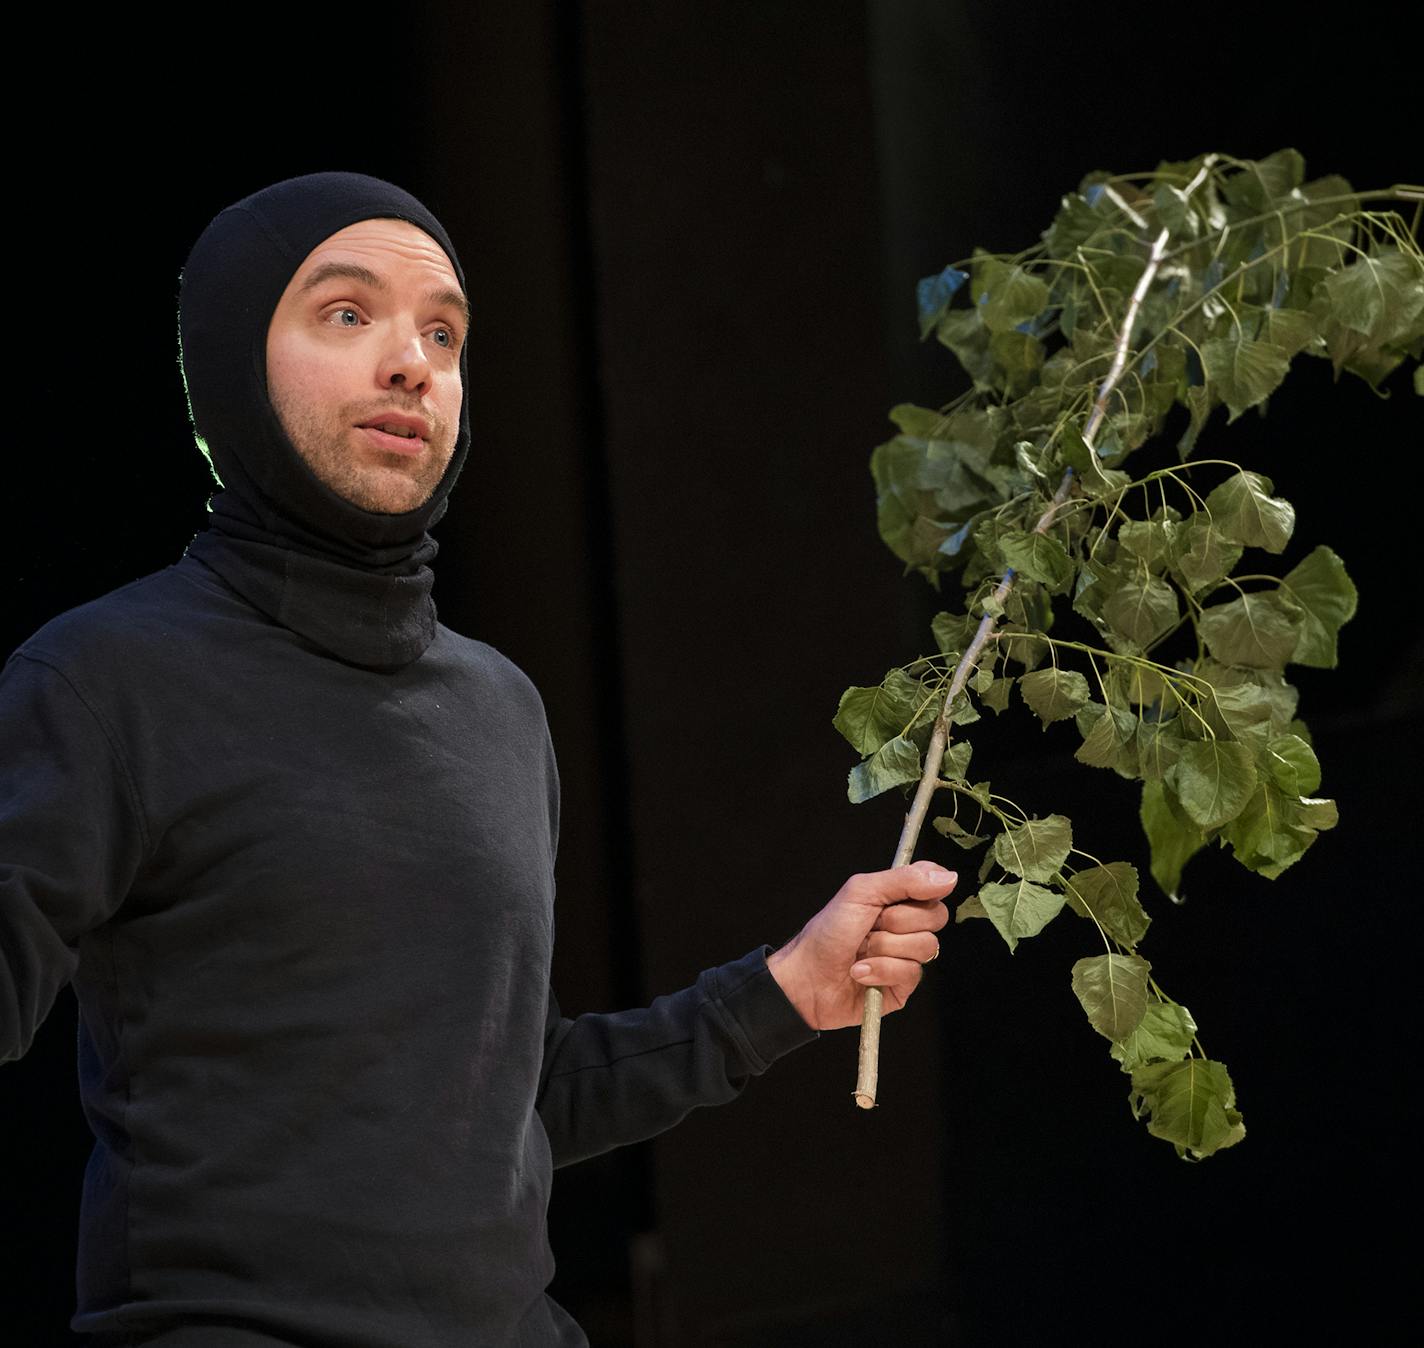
[439,372,464,430]
[268,348,347,421]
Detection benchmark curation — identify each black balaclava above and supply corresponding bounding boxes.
[179,172,471,670]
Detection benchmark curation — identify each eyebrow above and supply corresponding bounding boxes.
[298,261,470,325]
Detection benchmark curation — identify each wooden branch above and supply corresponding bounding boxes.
[852,226,1173,1110]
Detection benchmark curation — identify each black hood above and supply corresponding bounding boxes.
[179,172,469,668]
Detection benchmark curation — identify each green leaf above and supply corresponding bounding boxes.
[1201,681,1276,751]
[1020,667,1091,726]
[1111,1001,1197,1072]
[1224,782,1327,877]
[1074,703,1138,769]
[1014,439,1049,482]
[1169,739,1258,829]
[1140,780,1205,898]
[1201,336,1290,420]
[934,815,989,850]
[1153,183,1200,240]
[990,329,1045,396]
[1045,188,1107,256]
[976,259,1051,334]
[999,530,1075,592]
[998,625,1049,671]
[942,740,973,781]
[954,895,989,922]
[870,416,1005,577]
[1220,148,1304,209]
[949,692,981,727]
[1199,662,1299,736]
[1072,555,1127,622]
[1339,344,1409,391]
[993,814,1073,883]
[1265,734,1321,796]
[1103,574,1180,649]
[977,878,1066,951]
[1203,471,1296,553]
[1316,248,1424,341]
[1298,172,1357,228]
[847,735,922,804]
[1131,1058,1245,1159]
[1071,953,1151,1042]
[1136,718,1188,782]
[888,403,951,437]
[1254,306,1319,357]
[935,307,995,391]
[1118,518,1178,572]
[1177,385,1216,458]
[1061,862,1150,946]
[1281,546,1357,668]
[1116,662,1168,707]
[834,668,924,755]
[1171,515,1243,591]
[982,675,1014,714]
[1200,591,1303,669]
[932,610,980,658]
[1059,425,1128,497]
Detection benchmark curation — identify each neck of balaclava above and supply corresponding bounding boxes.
[185,477,441,673]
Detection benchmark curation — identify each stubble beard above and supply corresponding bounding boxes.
[271,393,456,515]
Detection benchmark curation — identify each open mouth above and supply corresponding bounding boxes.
[358,422,427,456]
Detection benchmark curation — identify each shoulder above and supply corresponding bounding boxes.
[431,623,546,704]
[11,559,229,686]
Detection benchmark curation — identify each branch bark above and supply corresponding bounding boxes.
[852,227,1172,1109]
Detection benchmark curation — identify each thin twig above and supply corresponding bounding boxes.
[852,226,1173,1109]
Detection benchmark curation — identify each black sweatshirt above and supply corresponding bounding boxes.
[0,553,815,1345]
[0,174,816,1344]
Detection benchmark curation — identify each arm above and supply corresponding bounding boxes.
[536,946,814,1168]
[1,653,143,1062]
[534,862,954,1167]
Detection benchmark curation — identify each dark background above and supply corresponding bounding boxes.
[3,3,1419,1344]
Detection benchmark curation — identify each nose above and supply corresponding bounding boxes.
[378,325,433,396]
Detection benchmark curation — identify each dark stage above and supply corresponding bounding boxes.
[3,4,1419,1343]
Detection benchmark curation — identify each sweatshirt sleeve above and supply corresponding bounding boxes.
[535,946,818,1168]
[0,652,146,1063]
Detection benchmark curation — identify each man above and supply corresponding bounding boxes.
[1,173,952,1345]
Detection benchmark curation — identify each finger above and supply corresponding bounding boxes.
[840,861,958,912]
[860,930,940,964]
[874,900,950,935]
[850,956,925,989]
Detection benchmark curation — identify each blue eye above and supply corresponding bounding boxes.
[332,308,360,327]
[432,327,454,348]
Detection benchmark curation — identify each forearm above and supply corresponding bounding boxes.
[535,947,817,1167]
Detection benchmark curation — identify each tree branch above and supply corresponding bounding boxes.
[852,227,1172,1110]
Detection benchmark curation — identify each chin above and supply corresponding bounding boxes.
[352,490,431,515]
[339,468,441,515]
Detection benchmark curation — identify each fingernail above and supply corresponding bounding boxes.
[851,962,872,979]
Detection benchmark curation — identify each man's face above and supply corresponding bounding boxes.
[265,218,467,514]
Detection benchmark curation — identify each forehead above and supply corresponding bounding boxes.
[287,217,463,295]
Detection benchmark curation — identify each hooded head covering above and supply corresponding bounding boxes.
[180,172,470,669]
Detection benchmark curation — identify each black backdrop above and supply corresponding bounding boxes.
[4,4,1419,1344]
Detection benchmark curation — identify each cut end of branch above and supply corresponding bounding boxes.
[853,1090,877,1110]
